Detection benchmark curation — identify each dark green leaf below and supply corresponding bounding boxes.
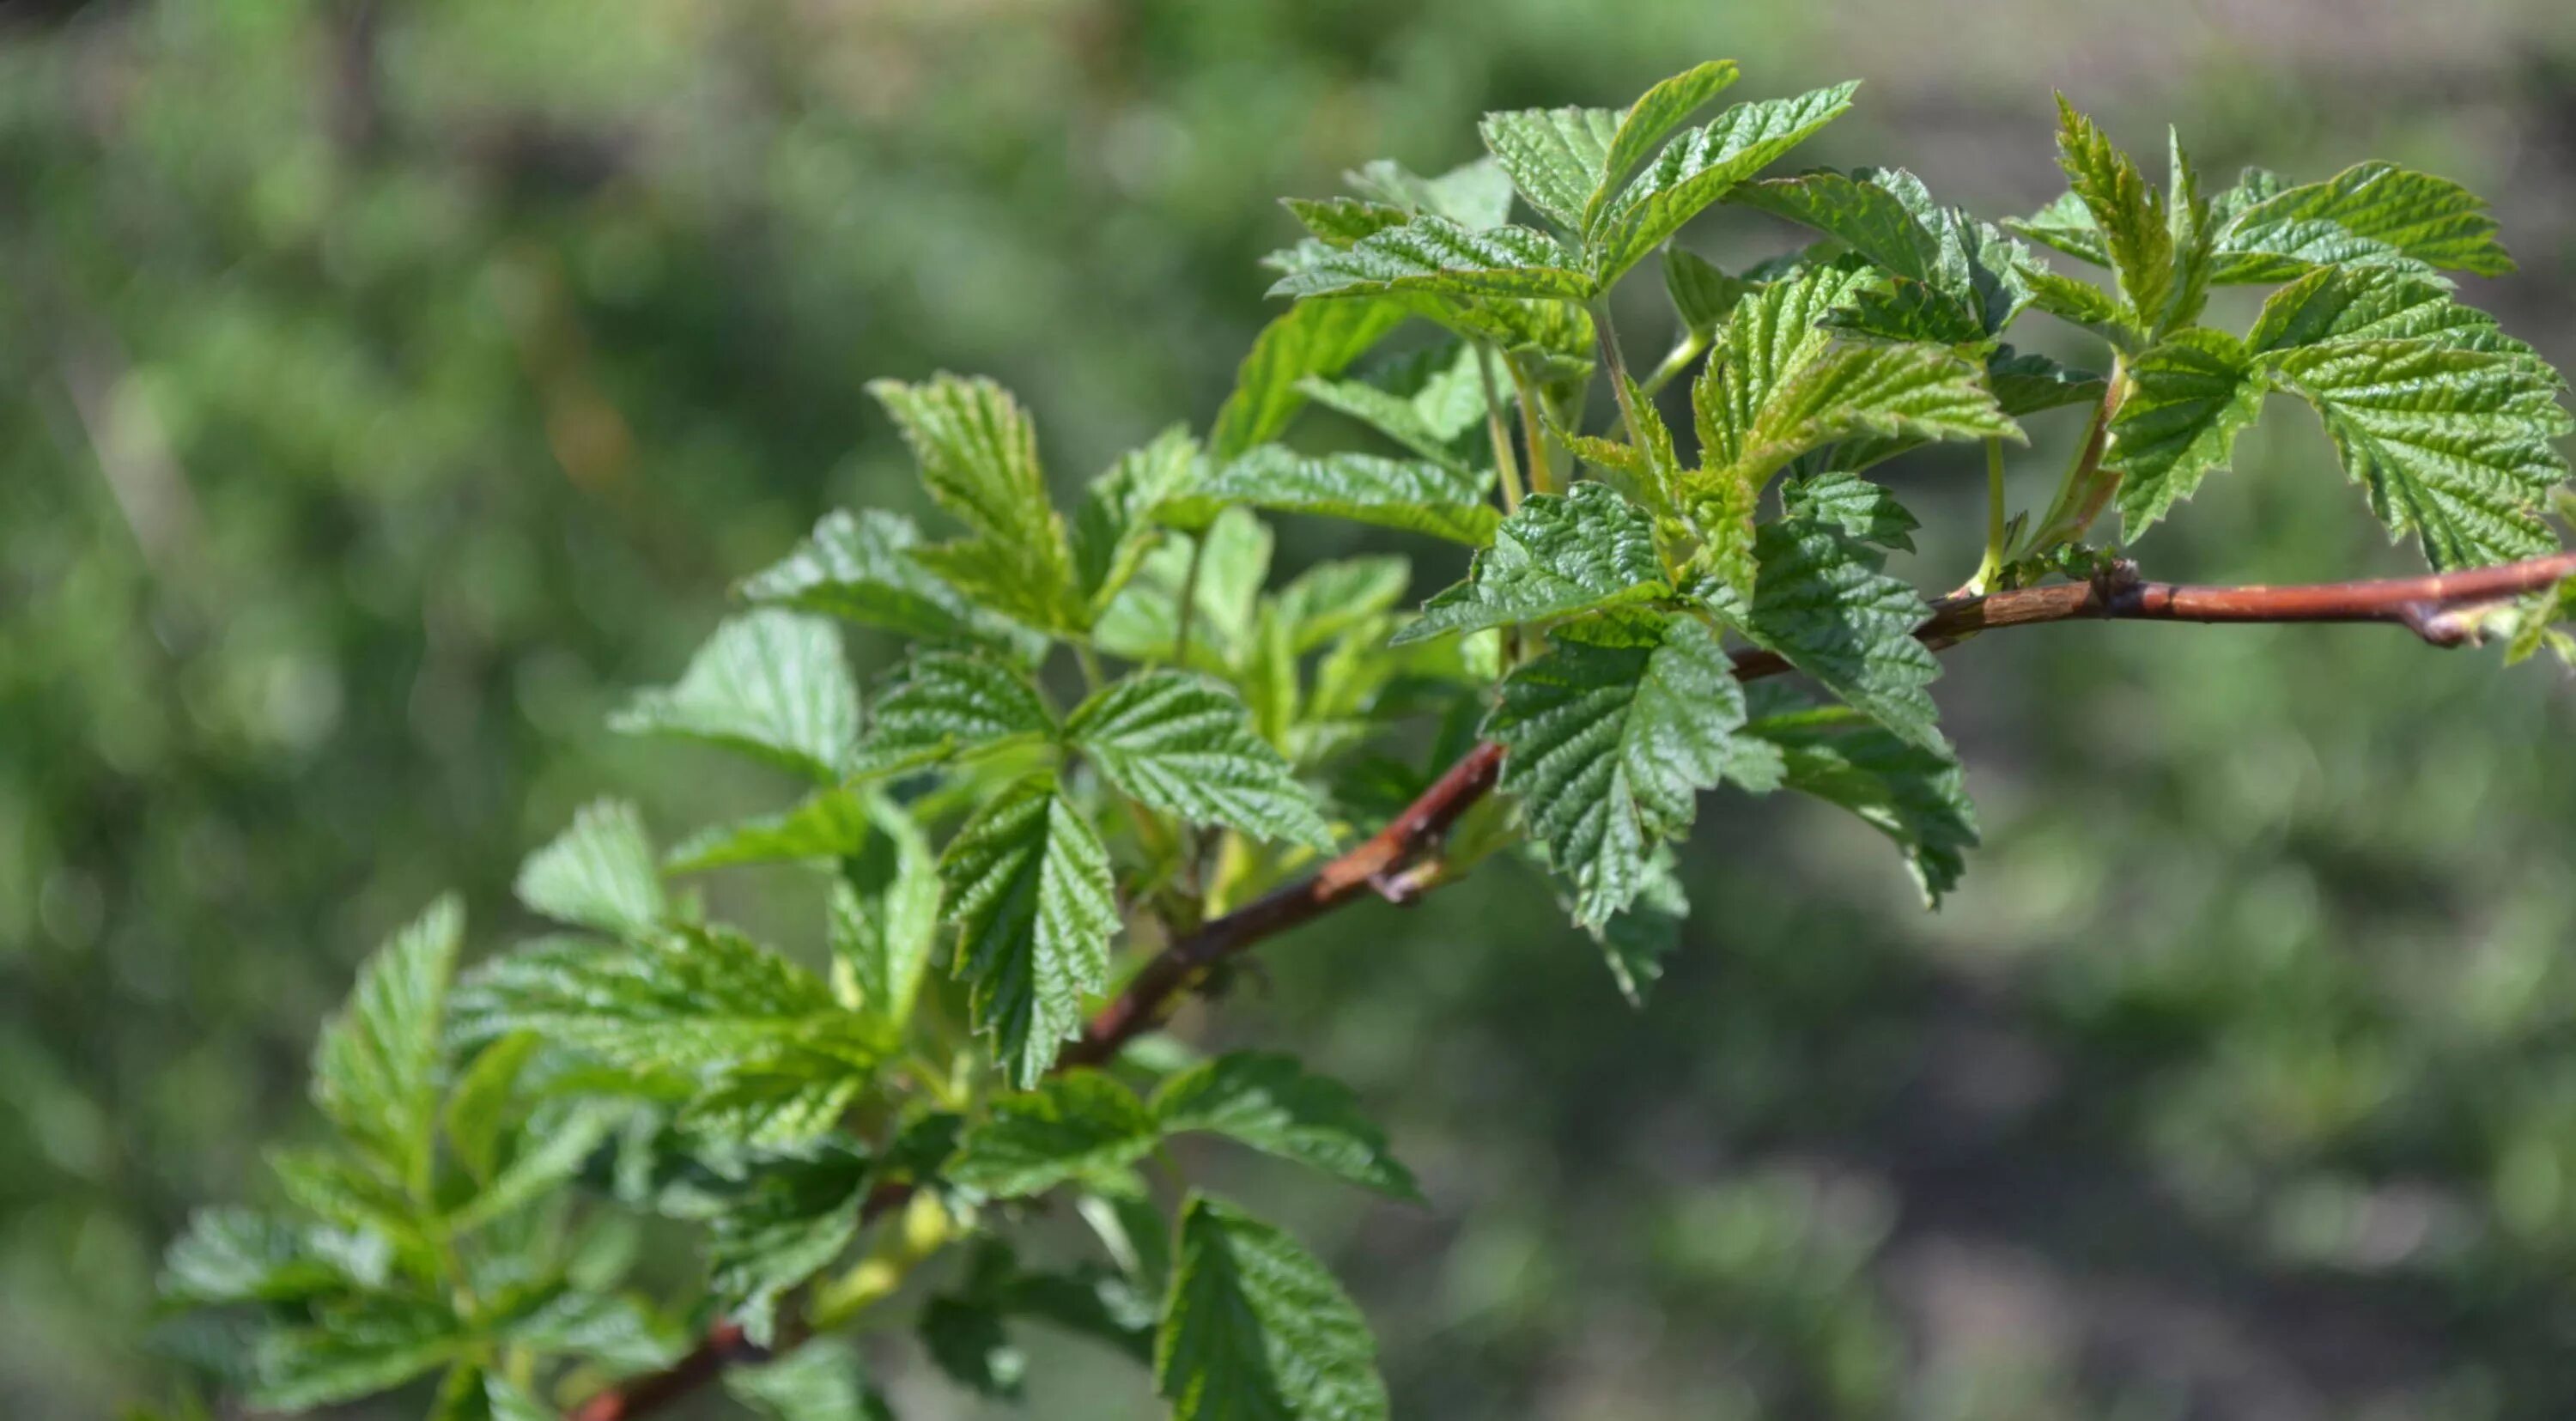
[1737,517,1947,753]
[869,373,1084,632]
[1156,1195,1388,1421]
[829,793,943,1028]
[2214,161,2512,283]
[1747,689,1979,904]
[1194,446,1499,544]
[1068,671,1334,848]
[1266,216,1594,303]
[1781,471,1917,551]
[947,1072,1159,1198]
[2112,328,2269,536]
[1588,82,1860,285]
[846,651,1054,780]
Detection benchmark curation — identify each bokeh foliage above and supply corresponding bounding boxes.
[5,0,2576,1416]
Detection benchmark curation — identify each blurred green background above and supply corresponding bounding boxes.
[8,1,2576,1416]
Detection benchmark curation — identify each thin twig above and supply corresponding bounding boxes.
[566,545,2576,1419]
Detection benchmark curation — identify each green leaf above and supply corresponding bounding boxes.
[705,1144,872,1345]
[1282,197,1412,247]
[312,896,462,1195]
[1391,483,1669,646]
[2245,266,2545,361]
[1272,556,1413,655]
[869,373,1084,631]
[501,1289,682,1375]
[846,651,1055,780]
[1344,156,1516,230]
[2016,261,2131,344]
[947,1072,1159,1198]
[665,787,874,875]
[610,610,859,782]
[1478,104,1619,230]
[920,1296,1026,1400]
[1067,671,1334,849]
[1580,847,1689,1006]
[516,799,663,938]
[2214,161,2512,283]
[1731,170,1941,283]
[161,1209,385,1305]
[1266,216,1594,303]
[2162,128,2216,333]
[2269,337,2573,570]
[1073,424,1202,613]
[1156,1194,1388,1421]
[2050,95,2170,327]
[1194,446,1500,544]
[1487,610,1780,926]
[1096,509,1275,669]
[1746,689,1979,904]
[1718,341,2019,480]
[249,1300,462,1411]
[1586,60,1744,234]
[1736,516,1947,753]
[829,793,943,1028]
[941,779,1121,1087]
[452,925,882,1077]
[727,1338,895,1421]
[1296,341,1489,468]
[2112,328,2269,536]
[1987,347,2107,415]
[1587,82,1859,286]
[445,1102,623,1231]
[1663,248,1759,340]
[1687,257,1878,476]
[1154,1053,1420,1201]
[1212,299,1412,460]
[2005,188,2109,266]
[740,508,1034,654]
[1781,471,1917,552]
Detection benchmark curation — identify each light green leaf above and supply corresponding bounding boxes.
[312,896,462,1194]
[1095,509,1275,669]
[1392,483,1669,646]
[445,1102,623,1231]
[2016,261,2131,344]
[1213,300,1412,461]
[1580,847,1689,1006]
[2112,328,2269,535]
[1781,471,1918,552]
[1478,105,1619,230]
[251,1301,462,1412]
[502,1290,683,1375]
[1073,424,1202,615]
[160,1209,385,1305]
[1272,557,1413,655]
[829,794,943,1028]
[665,787,874,875]
[1266,216,1594,303]
[1282,197,1412,247]
[610,610,859,782]
[1157,1195,1388,1421]
[1721,341,2019,480]
[2050,94,2170,326]
[1344,156,1516,229]
[869,373,1083,631]
[1488,610,1780,926]
[2005,188,2109,265]
[452,926,882,1076]
[728,1338,894,1421]
[1730,170,1941,282]
[1154,1053,1419,1201]
[2269,337,2573,570]
[1068,671,1334,849]
[2246,266,2545,361]
[2162,128,2216,333]
[846,651,1055,780]
[2215,161,2512,283]
[740,508,1033,654]
[1194,446,1499,544]
[1746,689,1979,904]
[947,1072,1159,1198]
[942,779,1121,1087]
[1585,60,1744,235]
[1688,257,1879,476]
[1296,341,1489,468]
[1588,82,1859,286]
[516,799,663,938]
[1737,517,1947,753]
